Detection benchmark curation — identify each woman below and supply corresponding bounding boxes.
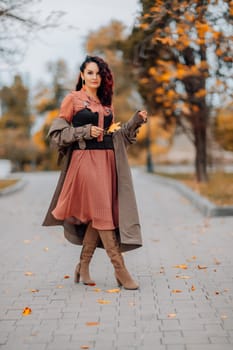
[43,55,147,290]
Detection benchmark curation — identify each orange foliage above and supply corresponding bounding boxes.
[32,109,59,152]
[194,89,207,98]
[45,109,59,125]
[195,22,210,38]
[214,104,233,151]
[137,116,175,155]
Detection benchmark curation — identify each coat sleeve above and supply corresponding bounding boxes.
[48,117,93,149]
[117,111,146,146]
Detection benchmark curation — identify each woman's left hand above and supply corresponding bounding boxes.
[138,110,148,122]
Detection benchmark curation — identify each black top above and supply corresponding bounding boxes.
[72,108,114,150]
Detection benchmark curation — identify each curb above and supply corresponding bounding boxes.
[0,178,28,196]
[145,171,233,217]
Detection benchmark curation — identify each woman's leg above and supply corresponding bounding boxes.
[74,223,100,285]
[98,229,139,290]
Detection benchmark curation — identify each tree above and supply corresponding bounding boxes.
[125,0,233,182]
[0,74,31,132]
[32,59,71,170]
[214,103,233,152]
[34,59,70,113]
[0,74,37,170]
[85,20,140,122]
[32,109,60,170]
[0,0,65,64]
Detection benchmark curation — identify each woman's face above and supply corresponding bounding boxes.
[81,62,101,91]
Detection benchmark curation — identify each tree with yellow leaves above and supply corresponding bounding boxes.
[125,0,233,182]
[214,103,233,152]
[0,74,37,170]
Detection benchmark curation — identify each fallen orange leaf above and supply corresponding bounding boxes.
[197,265,207,269]
[105,289,120,293]
[171,289,182,293]
[176,275,191,279]
[160,266,165,274]
[24,271,34,276]
[86,322,100,326]
[168,313,176,318]
[22,307,32,316]
[221,315,227,319]
[173,264,188,269]
[97,299,111,304]
[30,289,39,293]
[56,285,64,289]
[93,288,101,292]
[191,285,196,291]
[214,258,221,265]
[63,275,70,279]
[80,346,89,349]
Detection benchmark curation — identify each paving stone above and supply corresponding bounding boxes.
[209,336,230,344]
[186,345,233,350]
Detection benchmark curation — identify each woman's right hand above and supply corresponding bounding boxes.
[90,126,104,138]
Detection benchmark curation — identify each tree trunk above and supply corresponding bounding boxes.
[194,114,208,182]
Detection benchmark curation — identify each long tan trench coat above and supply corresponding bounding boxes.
[42,111,145,252]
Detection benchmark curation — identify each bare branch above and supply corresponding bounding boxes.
[0,0,71,65]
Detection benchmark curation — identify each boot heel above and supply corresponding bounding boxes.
[74,263,81,283]
[115,270,139,290]
[115,275,122,287]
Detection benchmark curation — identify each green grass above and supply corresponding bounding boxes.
[0,179,18,190]
[155,171,233,206]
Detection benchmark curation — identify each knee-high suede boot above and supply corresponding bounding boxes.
[74,223,100,285]
[98,230,139,290]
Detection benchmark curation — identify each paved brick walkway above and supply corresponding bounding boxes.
[0,168,233,350]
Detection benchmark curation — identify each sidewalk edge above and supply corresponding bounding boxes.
[145,170,233,217]
[0,178,28,196]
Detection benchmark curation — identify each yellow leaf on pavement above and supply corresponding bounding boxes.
[86,322,100,326]
[105,289,120,293]
[22,307,32,316]
[24,271,34,276]
[173,264,188,269]
[97,299,111,304]
[176,275,191,279]
[197,265,207,270]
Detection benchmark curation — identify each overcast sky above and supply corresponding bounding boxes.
[1,0,141,88]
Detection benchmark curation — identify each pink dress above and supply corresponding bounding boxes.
[51,91,119,230]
